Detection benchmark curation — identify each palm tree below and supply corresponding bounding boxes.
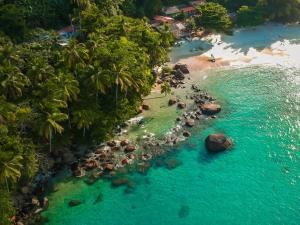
[65,40,89,70]
[0,96,16,124]
[0,63,30,100]
[53,72,80,102]
[112,63,138,110]
[71,0,91,31]
[72,109,97,136]
[38,112,68,152]
[71,0,91,8]
[26,56,54,84]
[0,154,23,192]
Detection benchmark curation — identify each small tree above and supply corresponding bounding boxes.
[236,5,265,27]
[196,2,233,33]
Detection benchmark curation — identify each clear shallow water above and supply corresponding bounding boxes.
[43,65,300,225]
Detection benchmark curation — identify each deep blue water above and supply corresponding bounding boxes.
[43,65,300,225]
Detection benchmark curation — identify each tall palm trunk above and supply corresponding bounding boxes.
[5,176,9,192]
[115,75,119,111]
[49,129,52,153]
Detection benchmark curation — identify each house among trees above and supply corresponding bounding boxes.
[189,0,206,7]
[153,15,174,24]
[164,6,180,17]
[181,6,197,16]
[171,22,186,39]
[58,25,76,46]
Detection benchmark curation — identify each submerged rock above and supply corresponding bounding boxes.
[125,145,136,153]
[183,131,191,137]
[68,200,82,207]
[205,133,233,153]
[185,119,195,127]
[111,177,129,187]
[120,139,129,146]
[142,104,150,110]
[178,205,190,218]
[107,140,116,147]
[177,102,186,109]
[165,157,182,170]
[200,103,221,115]
[169,96,177,106]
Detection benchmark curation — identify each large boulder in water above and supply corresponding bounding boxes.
[205,133,232,153]
[200,103,221,115]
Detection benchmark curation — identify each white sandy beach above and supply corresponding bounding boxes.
[171,23,300,74]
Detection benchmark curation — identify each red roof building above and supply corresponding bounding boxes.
[58,25,75,34]
[153,16,174,24]
[181,6,196,15]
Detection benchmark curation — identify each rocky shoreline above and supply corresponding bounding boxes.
[13,63,223,225]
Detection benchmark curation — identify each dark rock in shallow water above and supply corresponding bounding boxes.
[68,200,82,207]
[165,157,182,170]
[120,139,129,146]
[205,133,233,153]
[107,140,116,147]
[84,176,98,185]
[169,96,177,106]
[125,145,136,153]
[142,104,150,110]
[185,119,195,127]
[177,102,186,109]
[111,177,129,187]
[183,131,191,137]
[178,205,190,218]
[104,163,115,171]
[200,103,221,115]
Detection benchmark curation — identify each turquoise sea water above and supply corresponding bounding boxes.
[42,64,300,225]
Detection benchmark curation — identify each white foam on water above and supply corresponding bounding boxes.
[201,23,300,68]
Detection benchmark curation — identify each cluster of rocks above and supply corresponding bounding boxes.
[12,180,50,225]
[70,140,140,180]
[157,63,190,89]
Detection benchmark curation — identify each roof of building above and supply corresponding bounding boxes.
[181,6,196,13]
[153,15,174,23]
[165,6,180,15]
[174,22,186,30]
[58,25,75,34]
[189,0,206,6]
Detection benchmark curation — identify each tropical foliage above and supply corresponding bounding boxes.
[0,1,174,223]
[196,2,233,32]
